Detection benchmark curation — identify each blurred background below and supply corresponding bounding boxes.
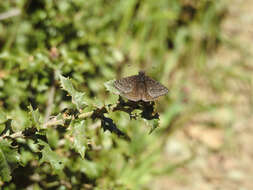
[1,0,253,189]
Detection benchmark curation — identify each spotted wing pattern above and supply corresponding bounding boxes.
[114,75,142,101]
[145,76,168,99]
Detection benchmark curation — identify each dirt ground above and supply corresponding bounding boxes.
[153,0,253,189]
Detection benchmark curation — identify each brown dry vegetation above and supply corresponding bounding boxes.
[152,0,253,189]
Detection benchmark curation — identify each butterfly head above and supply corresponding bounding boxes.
[138,71,145,82]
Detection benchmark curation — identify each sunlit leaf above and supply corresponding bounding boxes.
[59,74,87,110]
[75,158,100,179]
[28,105,42,130]
[72,120,86,158]
[104,80,119,94]
[0,110,7,124]
[144,119,159,134]
[38,140,65,171]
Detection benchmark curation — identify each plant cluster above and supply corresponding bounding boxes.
[0,0,228,189]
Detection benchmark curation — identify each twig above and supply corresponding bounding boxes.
[0,131,24,140]
[44,86,56,124]
[0,9,21,20]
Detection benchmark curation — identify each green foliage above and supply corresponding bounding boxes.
[59,75,88,110]
[0,0,238,189]
[0,110,8,124]
[104,79,119,95]
[28,105,43,130]
[71,120,87,158]
[0,140,20,182]
[38,140,65,172]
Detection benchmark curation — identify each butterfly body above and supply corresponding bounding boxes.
[114,71,168,102]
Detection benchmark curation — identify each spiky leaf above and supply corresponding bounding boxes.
[72,120,86,158]
[38,140,65,172]
[59,75,87,110]
[0,140,20,182]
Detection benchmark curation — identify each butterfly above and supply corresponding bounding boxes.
[114,71,168,102]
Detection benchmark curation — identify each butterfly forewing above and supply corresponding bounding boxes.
[113,71,168,102]
[145,76,168,98]
[114,75,142,101]
[114,75,138,93]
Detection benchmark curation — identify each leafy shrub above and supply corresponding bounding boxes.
[0,0,228,189]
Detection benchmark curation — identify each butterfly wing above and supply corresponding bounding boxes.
[145,76,168,99]
[114,75,142,101]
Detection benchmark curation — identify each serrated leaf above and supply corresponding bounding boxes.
[0,140,20,182]
[104,80,119,94]
[38,140,65,171]
[72,120,86,158]
[0,150,11,182]
[59,75,87,109]
[28,105,42,130]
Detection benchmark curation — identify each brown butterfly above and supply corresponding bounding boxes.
[114,71,168,102]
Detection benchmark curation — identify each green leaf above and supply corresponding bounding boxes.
[75,158,100,179]
[0,140,20,182]
[144,119,159,134]
[20,148,34,166]
[59,74,87,110]
[104,79,119,94]
[46,128,59,149]
[0,110,8,124]
[0,148,11,182]
[72,120,86,158]
[38,140,65,171]
[0,124,5,134]
[28,105,42,130]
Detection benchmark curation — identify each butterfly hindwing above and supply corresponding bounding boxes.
[113,71,168,102]
[123,89,142,101]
